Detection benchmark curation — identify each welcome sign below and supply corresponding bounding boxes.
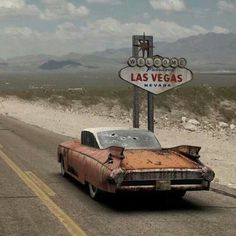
[119,57,193,95]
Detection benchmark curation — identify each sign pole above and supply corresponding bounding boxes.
[133,86,139,128]
[132,34,154,130]
[146,36,154,132]
[132,35,140,128]
[147,92,154,132]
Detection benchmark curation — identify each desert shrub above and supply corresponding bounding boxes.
[214,87,236,101]
[1,85,235,121]
[218,107,235,122]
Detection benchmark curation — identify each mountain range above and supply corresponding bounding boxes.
[1,32,236,73]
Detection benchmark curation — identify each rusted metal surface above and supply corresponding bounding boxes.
[58,140,123,192]
[164,145,201,161]
[121,149,200,170]
[123,168,203,181]
[118,168,210,192]
[58,139,214,194]
[118,184,209,192]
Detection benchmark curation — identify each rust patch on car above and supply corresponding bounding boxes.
[121,150,199,170]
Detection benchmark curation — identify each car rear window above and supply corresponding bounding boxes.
[97,130,161,150]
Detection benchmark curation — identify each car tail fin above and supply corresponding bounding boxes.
[164,145,201,161]
[109,146,124,159]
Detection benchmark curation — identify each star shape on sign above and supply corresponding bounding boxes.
[134,33,154,58]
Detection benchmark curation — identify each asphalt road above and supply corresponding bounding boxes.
[0,115,235,236]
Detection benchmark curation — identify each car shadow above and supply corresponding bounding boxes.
[98,192,205,212]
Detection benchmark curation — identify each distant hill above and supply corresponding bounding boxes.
[7,54,56,65]
[0,58,7,67]
[3,32,236,72]
[86,32,236,71]
[0,62,8,66]
[59,52,83,61]
[155,32,236,70]
[39,60,81,70]
[4,54,57,72]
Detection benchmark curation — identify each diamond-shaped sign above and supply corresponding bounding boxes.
[119,66,193,95]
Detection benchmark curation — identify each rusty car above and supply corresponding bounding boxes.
[57,127,215,199]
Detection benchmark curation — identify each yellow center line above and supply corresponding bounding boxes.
[25,171,56,197]
[0,147,87,236]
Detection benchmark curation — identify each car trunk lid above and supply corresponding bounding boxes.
[121,149,200,170]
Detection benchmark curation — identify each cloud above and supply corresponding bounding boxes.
[41,0,89,20]
[56,22,81,40]
[191,25,208,34]
[0,26,42,58]
[3,26,40,38]
[53,18,230,53]
[212,26,229,34]
[217,0,236,13]
[0,18,230,58]
[150,0,186,11]
[0,0,40,18]
[86,0,122,4]
[84,17,204,43]
[0,0,24,8]
[0,0,90,20]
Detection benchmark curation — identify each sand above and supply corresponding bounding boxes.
[0,96,235,189]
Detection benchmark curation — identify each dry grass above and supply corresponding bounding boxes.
[1,85,236,122]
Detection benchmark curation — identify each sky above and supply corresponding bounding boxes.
[0,0,235,59]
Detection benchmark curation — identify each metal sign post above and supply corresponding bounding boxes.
[132,33,154,131]
[132,35,139,128]
[147,92,154,132]
[133,86,139,128]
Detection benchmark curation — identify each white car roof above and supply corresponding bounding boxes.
[82,127,150,136]
[82,127,154,149]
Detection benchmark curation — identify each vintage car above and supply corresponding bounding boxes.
[57,127,215,199]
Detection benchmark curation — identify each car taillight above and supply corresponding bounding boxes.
[202,167,215,181]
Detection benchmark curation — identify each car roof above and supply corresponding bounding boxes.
[82,127,159,149]
[82,127,151,136]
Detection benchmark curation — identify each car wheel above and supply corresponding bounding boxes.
[60,157,67,177]
[88,183,99,199]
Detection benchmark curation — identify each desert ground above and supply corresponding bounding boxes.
[0,96,235,189]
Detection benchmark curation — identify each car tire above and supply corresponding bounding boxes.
[88,183,99,199]
[60,157,67,177]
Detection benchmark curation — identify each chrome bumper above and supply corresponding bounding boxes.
[117,169,211,192]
